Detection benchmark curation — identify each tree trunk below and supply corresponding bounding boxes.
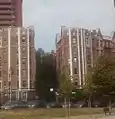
[88,95,91,108]
[109,99,112,113]
[68,98,71,118]
[64,97,67,117]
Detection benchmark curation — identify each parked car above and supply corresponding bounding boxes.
[72,101,87,108]
[1,101,27,110]
[92,101,101,107]
[92,101,107,107]
[27,100,46,108]
[1,102,15,110]
[61,102,73,108]
[47,102,63,108]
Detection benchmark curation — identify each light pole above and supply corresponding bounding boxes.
[8,67,12,102]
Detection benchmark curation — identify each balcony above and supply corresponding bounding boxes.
[0,15,15,20]
[0,20,15,26]
[0,0,12,3]
[0,10,11,14]
[0,5,12,9]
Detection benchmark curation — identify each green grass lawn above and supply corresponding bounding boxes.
[0,108,113,119]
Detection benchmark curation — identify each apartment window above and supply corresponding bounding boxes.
[74,68,77,74]
[88,64,92,69]
[73,32,76,35]
[22,92,27,101]
[87,55,90,60]
[12,15,15,19]
[74,81,78,86]
[22,31,26,35]
[0,37,2,47]
[4,81,6,87]
[96,41,99,47]
[86,32,89,36]
[0,71,1,77]
[86,38,89,45]
[22,47,26,51]
[17,70,19,76]
[100,42,103,47]
[22,70,26,77]
[17,59,19,65]
[74,57,77,62]
[86,48,90,54]
[3,48,7,54]
[72,38,76,43]
[8,81,11,87]
[22,37,26,43]
[10,67,14,75]
[4,60,6,63]
[3,71,6,76]
[22,58,26,69]
[22,80,27,87]
[22,62,26,69]
[68,59,70,64]
[0,82,2,89]
[3,37,6,42]
[17,81,19,88]
[30,80,32,88]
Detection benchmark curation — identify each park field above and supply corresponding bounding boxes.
[0,108,114,119]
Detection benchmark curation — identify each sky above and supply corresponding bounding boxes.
[23,0,115,51]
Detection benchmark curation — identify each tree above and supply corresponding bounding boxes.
[86,55,115,107]
[84,71,94,108]
[59,73,74,117]
[92,55,115,96]
[71,89,84,102]
[35,48,58,102]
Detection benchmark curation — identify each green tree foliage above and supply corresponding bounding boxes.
[59,73,73,98]
[84,55,115,107]
[35,48,58,102]
[84,71,93,94]
[71,89,84,102]
[92,55,115,95]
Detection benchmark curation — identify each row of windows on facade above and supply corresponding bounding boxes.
[67,38,89,44]
[59,43,103,61]
[0,38,28,47]
[57,38,89,49]
[66,30,90,36]
[0,80,33,89]
[60,37,114,49]
[0,58,27,68]
[2,47,27,54]
[0,69,27,77]
[71,64,91,75]
[71,37,108,47]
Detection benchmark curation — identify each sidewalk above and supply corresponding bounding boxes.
[98,115,115,119]
[54,114,104,119]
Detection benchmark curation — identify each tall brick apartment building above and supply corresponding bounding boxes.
[0,0,22,27]
[0,26,36,103]
[56,26,115,88]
